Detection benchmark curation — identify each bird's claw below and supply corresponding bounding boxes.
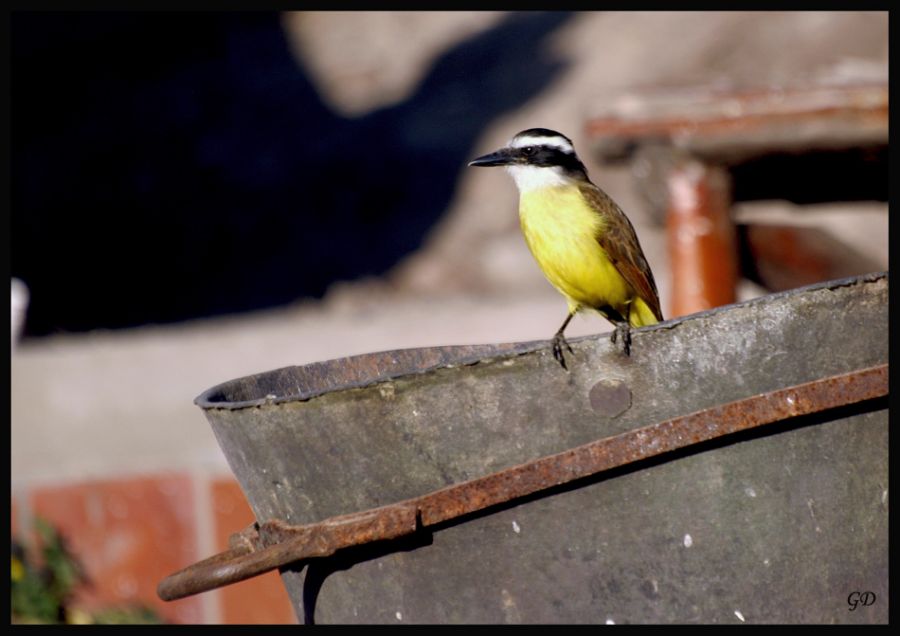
[610,323,632,356]
[551,333,574,370]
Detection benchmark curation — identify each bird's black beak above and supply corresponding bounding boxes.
[468,147,515,167]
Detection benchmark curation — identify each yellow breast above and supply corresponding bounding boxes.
[518,186,633,315]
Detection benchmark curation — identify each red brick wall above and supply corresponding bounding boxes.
[11,474,297,624]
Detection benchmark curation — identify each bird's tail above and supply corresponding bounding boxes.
[629,297,661,328]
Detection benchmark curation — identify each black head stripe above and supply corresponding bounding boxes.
[529,145,585,174]
[512,128,585,174]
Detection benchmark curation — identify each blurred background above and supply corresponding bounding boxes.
[10,11,888,623]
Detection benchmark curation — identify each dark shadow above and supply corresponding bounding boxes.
[287,394,886,622]
[11,11,573,336]
[295,531,435,625]
[729,145,888,204]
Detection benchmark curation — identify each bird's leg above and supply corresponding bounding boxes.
[610,322,632,356]
[598,305,632,357]
[551,312,575,370]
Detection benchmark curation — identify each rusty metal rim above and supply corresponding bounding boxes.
[161,362,888,602]
[194,272,887,412]
[193,341,544,411]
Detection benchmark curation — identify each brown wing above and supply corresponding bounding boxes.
[579,182,664,321]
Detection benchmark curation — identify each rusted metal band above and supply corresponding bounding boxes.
[158,503,419,602]
[416,362,886,526]
[158,363,887,601]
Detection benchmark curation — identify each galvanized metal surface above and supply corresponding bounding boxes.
[192,272,888,623]
[159,362,886,602]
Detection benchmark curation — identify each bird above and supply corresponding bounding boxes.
[469,127,663,370]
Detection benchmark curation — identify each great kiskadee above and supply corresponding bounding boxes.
[469,128,663,369]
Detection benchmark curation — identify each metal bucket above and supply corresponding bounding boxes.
[188,272,887,623]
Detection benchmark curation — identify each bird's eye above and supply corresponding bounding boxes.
[522,146,536,156]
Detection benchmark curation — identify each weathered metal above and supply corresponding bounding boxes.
[159,362,886,602]
[586,82,888,162]
[167,272,888,623]
[740,222,886,293]
[665,158,737,317]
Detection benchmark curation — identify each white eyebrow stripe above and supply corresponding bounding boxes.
[509,135,574,154]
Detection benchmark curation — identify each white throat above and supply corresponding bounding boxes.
[505,164,571,193]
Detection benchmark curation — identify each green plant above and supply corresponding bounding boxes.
[11,517,164,624]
